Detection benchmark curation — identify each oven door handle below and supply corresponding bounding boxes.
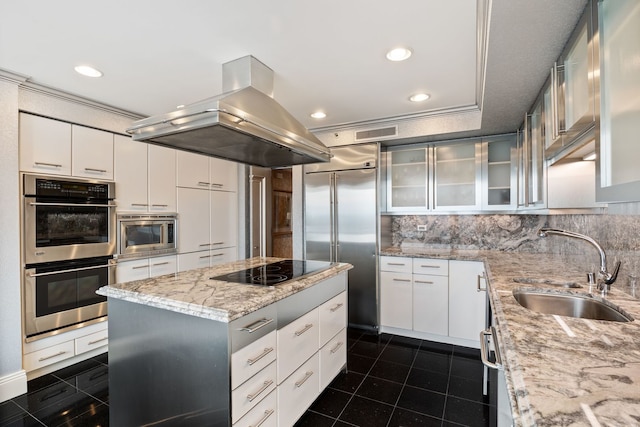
[28,262,116,277]
[28,202,117,208]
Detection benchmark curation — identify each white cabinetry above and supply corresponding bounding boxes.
[23,321,108,374]
[448,260,487,342]
[20,113,72,176]
[176,152,238,271]
[19,112,115,180]
[380,256,486,348]
[114,136,176,212]
[71,125,114,180]
[116,255,177,283]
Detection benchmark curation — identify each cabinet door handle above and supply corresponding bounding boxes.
[392,278,411,283]
[199,255,213,259]
[415,280,434,284]
[199,243,213,247]
[151,204,168,207]
[38,351,67,362]
[84,167,107,173]
[198,181,211,187]
[211,253,224,257]
[250,409,275,427]
[387,262,406,266]
[295,371,314,388]
[34,161,62,168]
[151,261,169,267]
[88,337,108,345]
[132,265,149,270]
[247,379,274,402]
[240,318,274,333]
[247,347,274,366]
[210,183,223,188]
[294,323,313,336]
[477,272,487,292]
[330,341,344,354]
[329,303,344,312]
[131,203,149,207]
[211,242,225,246]
[419,265,441,269]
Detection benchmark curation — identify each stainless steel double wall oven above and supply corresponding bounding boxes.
[22,174,117,339]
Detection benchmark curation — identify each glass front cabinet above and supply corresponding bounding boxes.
[384,134,518,213]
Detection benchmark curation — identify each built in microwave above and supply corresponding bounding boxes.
[117,213,178,259]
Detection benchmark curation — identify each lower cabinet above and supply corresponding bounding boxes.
[23,321,108,374]
[380,256,486,348]
[115,255,177,283]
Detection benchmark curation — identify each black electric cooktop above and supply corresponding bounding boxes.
[210,259,334,286]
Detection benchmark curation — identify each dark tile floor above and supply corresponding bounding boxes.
[0,329,495,426]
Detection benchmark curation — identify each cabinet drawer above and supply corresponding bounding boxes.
[24,340,75,372]
[413,258,449,276]
[231,361,276,423]
[149,255,177,277]
[277,352,320,427]
[319,292,347,347]
[380,256,412,273]
[75,329,108,355]
[277,308,319,384]
[233,389,276,427]
[320,328,347,390]
[231,330,276,390]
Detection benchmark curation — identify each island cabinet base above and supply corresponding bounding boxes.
[108,299,231,427]
[107,271,348,427]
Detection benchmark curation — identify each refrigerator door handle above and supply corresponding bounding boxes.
[333,173,340,261]
[329,173,336,262]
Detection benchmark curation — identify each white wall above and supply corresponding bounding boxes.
[0,77,27,401]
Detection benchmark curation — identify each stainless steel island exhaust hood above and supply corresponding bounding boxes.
[126,56,331,168]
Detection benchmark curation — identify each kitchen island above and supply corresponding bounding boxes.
[98,257,352,427]
[381,247,640,427]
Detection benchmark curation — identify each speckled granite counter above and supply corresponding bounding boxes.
[381,247,640,427]
[97,257,352,323]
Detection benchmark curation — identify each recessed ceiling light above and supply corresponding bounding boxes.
[74,65,103,78]
[310,111,327,119]
[386,47,412,62]
[409,93,430,102]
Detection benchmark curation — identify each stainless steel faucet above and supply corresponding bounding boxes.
[537,228,621,290]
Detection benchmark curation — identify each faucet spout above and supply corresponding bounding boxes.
[537,227,621,286]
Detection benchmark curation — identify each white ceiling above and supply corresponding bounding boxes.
[0,0,587,142]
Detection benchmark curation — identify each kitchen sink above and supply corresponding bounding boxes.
[512,289,633,322]
[512,277,581,288]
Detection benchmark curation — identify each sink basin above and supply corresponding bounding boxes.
[512,289,633,322]
[513,277,581,288]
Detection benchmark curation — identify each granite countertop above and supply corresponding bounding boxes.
[97,257,352,323]
[381,246,640,427]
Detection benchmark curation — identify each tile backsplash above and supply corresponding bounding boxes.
[385,214,640,282]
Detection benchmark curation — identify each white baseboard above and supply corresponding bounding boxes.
[0,370,27,403]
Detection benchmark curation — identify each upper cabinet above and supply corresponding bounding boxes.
[596,0,640,202]
[433,141,482,211]
[546,1,596,159]
[386,148,428,211]
[19,113,114,180]
[482,134,518,210]
[176,151,238,192]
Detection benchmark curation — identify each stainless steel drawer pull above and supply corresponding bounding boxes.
[330,341,344,354]
[477,272,487,292]
[151,204,168,207]
[131,203,149,207]
[210,183,223,187]
[247,347,274,366]
[198,181,211,186]
[84,167,107,173]
[35,161,63,168]
[88,337,108,345]
[419,265,440,269]
[295,371,314,388]
[211,253,224,257]
[38,351,67,362]
[387,262,406,266]
[240,318,274,333]
[250,409,275,427]
[414,280,434,284]
[247,379,273,402]
[151,262,169,267]
[132,265,149,270]
[330,303,344,312]
[211,242,225,245]
[294,323,313,336]
[199,255,213,259]
[479,327,503,370]
[199,243,213,247]
[392,278,411,282]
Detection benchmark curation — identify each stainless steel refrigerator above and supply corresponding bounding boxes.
[304,143,378,330]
